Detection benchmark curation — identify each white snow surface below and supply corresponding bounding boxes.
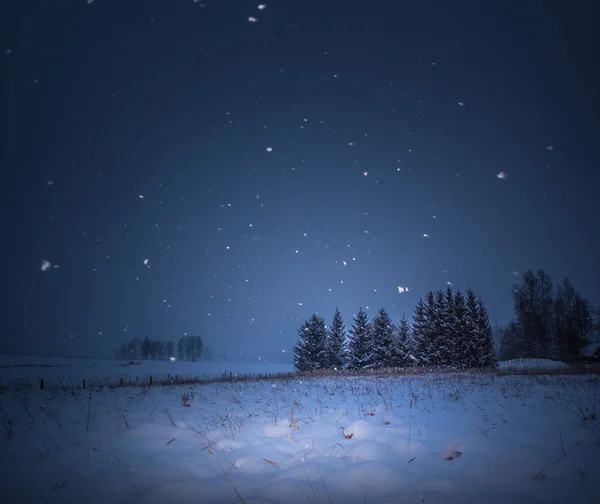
[0,355,294,389]
[1,360,599,503]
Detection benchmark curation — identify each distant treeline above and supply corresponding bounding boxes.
[115,335,212,361]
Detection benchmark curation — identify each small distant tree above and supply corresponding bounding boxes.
[141,337,152,359]
[177,337,185,360]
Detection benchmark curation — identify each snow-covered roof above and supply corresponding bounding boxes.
[498,358,569,370]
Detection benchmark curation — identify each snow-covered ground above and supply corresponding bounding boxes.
[0,355,294,389]
[1,365,598,503]
[498,358,570,371]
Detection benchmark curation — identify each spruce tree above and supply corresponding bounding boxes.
[464,289,481,368]
[348,308,374,369]
[426,291,444,366]
[326,307,348,369]
[435,289,454,367]
[475,296,497,368]
[452,290,469,369]
[293,314,327,371]
[372,307,395,368]
[413,297,432,366]
[393,315,412,367]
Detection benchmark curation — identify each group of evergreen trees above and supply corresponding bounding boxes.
[413,288,496,369]
[293,287,496,372]
[497,270,597,362]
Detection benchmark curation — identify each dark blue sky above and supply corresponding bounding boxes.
[2,1,599,361]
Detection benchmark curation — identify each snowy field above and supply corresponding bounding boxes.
[1,363,599,504]
[0,355,294,390]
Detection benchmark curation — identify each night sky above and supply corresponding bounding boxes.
[2,1,599,361]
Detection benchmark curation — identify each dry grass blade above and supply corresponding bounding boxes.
[263,458,280,469]
[290,413,301,431]
[444,451,462,460]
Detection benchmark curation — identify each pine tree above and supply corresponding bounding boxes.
[293,326,309,372]
[412,297,432,366]
[372,307,395,368]
[426,291,445,366]
[348,308,374,369]
[465,289,481,368]
[293,314,328,372]
[437,288,456,368]
[326,307,348,369]
[393,315,412,367]
[475,296,497,368]
[452,290,469,369]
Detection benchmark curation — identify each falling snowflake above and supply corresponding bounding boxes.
[41,260,52,272]
[348,142,354,146]
[257,3,267,9]
[363,171,368,176]
[496,171,507,180]
[143,258,149,266]
[458,101,465,107]
[447,281,453,286]
[423,233,429,238]
[248,16,258,22]
[397,286,409,294]
[546,145,554,151]
[5,49,12,54]
[342,260,347,266]
[512,270,521,277]
[46,180,54,186]
[266,146,273,152]
[138,194,144,199]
